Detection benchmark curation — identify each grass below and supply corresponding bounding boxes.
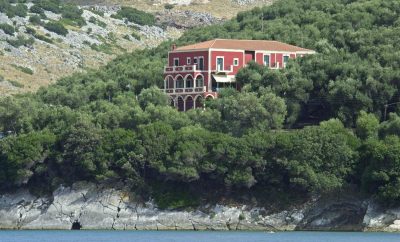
[11,64,34,75]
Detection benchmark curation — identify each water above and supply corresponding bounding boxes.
[0,231,399,242]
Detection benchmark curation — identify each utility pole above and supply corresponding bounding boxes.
[261,12,264,32]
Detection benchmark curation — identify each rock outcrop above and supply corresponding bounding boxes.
[0,182,399,231]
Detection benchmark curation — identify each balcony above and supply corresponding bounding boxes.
[164,65,206,73]
[164,86,207,95]
[213,65,233,73]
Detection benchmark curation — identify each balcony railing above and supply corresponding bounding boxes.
[164,86,207,94]
[164,65,205,73]
[214,65,233,73]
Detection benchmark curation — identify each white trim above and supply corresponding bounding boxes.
[198,56,204,70]
[233,58,239,66]
[194,74,205,88]
[283,54,290,68]
[187,57,191,65]
[170,49,209,53]
[173,58,180,66]
[184,74,194,88]
[263,54,270,67]
[210,48,245,53]
[216,56,224,72]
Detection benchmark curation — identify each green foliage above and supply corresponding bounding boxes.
[44,21,68,36]
[7,35,35,48]
[0,23,15,35]
[29,15,43,25]
[11,64,34,75]
[111,6,156,26]
[1,0,400,207]
[61,4,85,27]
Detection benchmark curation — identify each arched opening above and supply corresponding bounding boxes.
[175,76,184,89]
[186,96,194,111]
[205,95,214,108]
[165,76,174,89]
[185,75,194,88]
[177,96,184,111]
[195,75,204,88]
[195,96,203,109]
[71,220,82,230]
[170,98,175,108]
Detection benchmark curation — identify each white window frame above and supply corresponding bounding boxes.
[198,56,204,70]
[174,58,180,66]
[216,56,224,71]
[187,57,191,65]
[233,58,239,66]
[263,54,270,67]
[283,55,290,67]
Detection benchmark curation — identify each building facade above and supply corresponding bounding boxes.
[163,39,315,111]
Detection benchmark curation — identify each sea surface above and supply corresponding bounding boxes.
[0,231,399,242]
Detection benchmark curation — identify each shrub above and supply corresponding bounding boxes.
[29,15,42,25]
[7,35,35,48]
[164,3,175,10]
[44,21,68,36]
[0,23,14,35]
[111,7,156,26]
[11,64,34,75]
[61,4,86,27]
[29,4,45,15]
[34,33,53,43]
[36,0,61,13]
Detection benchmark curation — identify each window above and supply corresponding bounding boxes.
[283,56,290,66]
[196,76,204,88]
[176,77,184,88]
[264,55,270,67]
[233,58,239,66]
[217,57,224,71]
[198,57,204,70]
[174,58,179,66]
[186,77,194,88]
[187,57,191,65]
[194,58,198,64]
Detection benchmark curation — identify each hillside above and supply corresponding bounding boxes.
[0,0,273,95]
[1,0,400,224]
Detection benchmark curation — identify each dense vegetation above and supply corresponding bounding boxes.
[1,0,400,208]
[111,6,156,26]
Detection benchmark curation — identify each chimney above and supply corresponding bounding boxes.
[171,44,177,51]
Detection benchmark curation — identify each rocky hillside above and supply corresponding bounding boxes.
[0,0,273,95]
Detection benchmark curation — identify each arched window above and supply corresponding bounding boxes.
[195,76,204,88]
[177,96,184,111]
[165,76,174,89]
[176,76,184,88]
[195,96,203,109]
[186,75,194,88]
[186,96,194,110]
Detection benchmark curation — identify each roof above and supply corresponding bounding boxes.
[173,39,314,53]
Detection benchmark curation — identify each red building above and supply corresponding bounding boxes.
[164,39,315,111]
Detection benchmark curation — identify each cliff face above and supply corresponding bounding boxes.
[0,182,399,231]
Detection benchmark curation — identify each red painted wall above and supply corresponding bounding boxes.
[244,51,255,64]
[168,51,209,69]
[210,50,244,74]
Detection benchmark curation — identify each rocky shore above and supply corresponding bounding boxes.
[0,182,399,231]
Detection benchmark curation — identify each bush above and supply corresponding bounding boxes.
[7,35,35,48]
[164,3,175,10]
[29,15,43,25]
[36,0,61,13]
[111,7,156,26]
[30,4,44,15]
[34,33,53,43]
[44,21,68,36]
[11,64,34,75]
[61,4,86,27]
[0,23,14,35]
